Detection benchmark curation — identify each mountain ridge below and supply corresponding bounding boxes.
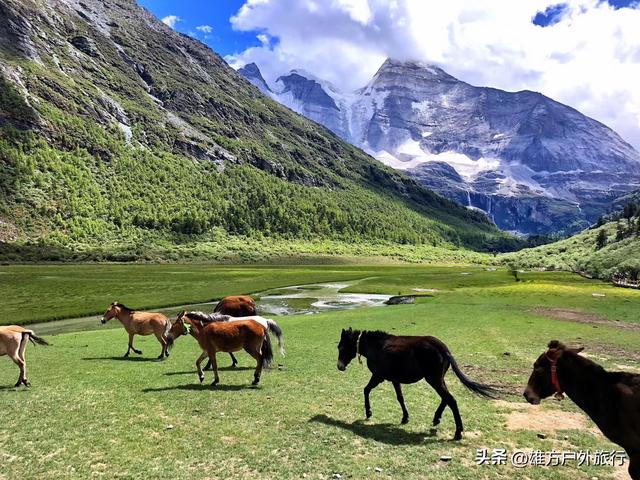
[240,59,640,235]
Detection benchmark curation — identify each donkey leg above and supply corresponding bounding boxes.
[363,375,384,419]
[392,382,410,424]
[428,377,464,440]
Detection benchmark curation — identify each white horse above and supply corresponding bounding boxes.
[0,325,49,387]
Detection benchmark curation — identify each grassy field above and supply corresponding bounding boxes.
[1,264,639,479]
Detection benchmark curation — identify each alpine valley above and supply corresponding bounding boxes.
[240,59,640,235]
[0,0,517,262]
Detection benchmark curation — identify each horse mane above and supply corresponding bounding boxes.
[113,302,133,311]
[363,330,392,342]
[186,311,230,323]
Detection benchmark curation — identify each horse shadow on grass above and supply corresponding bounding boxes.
[309,414,445,446]
[82,356,160,363]
[164,366,254,376]
[141,383,258,393]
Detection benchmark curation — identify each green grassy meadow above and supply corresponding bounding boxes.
[1,264,639,479]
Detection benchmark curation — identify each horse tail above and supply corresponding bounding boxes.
[265,318,285,357]
[27,332,50,347]
[261,330,274,369]
[443,349,498,399]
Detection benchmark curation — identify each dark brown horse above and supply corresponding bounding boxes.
[211,295,258,368]
[337,328,497,440]
[167,312,273,386]
[524,341,640,479]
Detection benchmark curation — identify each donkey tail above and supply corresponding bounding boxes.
[261,332,274,369]
[27,332,50,347]
[444,349,498,399]
[265,318,285,357]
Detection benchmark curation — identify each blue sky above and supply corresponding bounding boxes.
[139,0,640,149]
[138,0,259,56]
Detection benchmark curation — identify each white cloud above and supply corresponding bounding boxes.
[227,0,640,149]
[196,24,213,34]
[161,15,180,29]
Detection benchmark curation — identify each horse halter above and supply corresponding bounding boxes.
[545,351,565,399]
[356,332,363,364]
[182,321,192,335]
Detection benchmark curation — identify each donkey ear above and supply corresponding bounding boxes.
[570,346,585,354]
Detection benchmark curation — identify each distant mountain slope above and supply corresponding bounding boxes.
[505,215,640,279]
[240,60,640,235]
[0,0,511,259]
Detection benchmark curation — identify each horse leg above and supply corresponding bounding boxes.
[392,382,410,424]
[19,334,30,386]
[244,345,262,386]
[427,376,464,440]
[363,375,384,420]
[628,453,639,480]
[9,352,25,388]
[155,330,167,360]
[208,353,220,386]
[195,351,208,383]
[130,333,142,355]
[229,352,238,368]
[432,399,447,426]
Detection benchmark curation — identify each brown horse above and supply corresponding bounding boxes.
[524,341,640,479]
[337,328,498,440]
[212,295,258,367]
[0,325,49,387]
[214,295,257,317]
[101,302,171,359]
[167,312,273,386]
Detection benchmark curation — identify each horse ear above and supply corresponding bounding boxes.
[570,346,585,354]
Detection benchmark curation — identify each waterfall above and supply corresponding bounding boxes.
[466,190,472,208]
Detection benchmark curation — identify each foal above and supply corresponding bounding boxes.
[0,325,49,387]
[524,341,640,480]
[101,302,171,359]
[167,313,272,386]
[337,328,497,440]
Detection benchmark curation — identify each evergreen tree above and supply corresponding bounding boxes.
[595,229,607,250]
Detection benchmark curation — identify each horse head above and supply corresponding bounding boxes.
[524,340,584,404]
[101,302,121,324]
[337,327,360,371]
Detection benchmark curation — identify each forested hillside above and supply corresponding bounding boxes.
[0,0,515,261]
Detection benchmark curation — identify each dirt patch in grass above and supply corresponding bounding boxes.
[588,343,640,363]
[504,406,588,433]
[532,307,640,331]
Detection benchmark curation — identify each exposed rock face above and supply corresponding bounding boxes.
[240,60,640,235]
[237,62,271,95]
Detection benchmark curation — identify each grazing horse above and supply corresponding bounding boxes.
[336,328,497,440]
[211,295,258,368]
[101,302,171,359]
[524,341,640,480]
[167,311,284,375]
[0,325,49,387]
[167,313,273,386]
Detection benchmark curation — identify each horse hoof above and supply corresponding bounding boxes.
[211,380,219,387]
[251,380,260,386]
[124,353,130,358]
[198,375,205,383]
[401,417,409,425]
[366,412,372,419]
[432,419,441,426]
[14,381,21,388]
[453,432,462,441]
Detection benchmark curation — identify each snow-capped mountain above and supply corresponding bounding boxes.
[239,59,640,235]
